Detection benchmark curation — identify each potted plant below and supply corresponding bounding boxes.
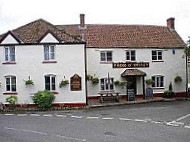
[59,79,69,88]
[163,82,175,98]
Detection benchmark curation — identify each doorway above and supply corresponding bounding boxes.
[126,76,136,94]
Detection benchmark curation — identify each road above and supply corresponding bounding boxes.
[0,100,190,142]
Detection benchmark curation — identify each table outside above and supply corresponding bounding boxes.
[98,92,120,103]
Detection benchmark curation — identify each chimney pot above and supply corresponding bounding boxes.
[80,14,85,28]
[167,17,175,29]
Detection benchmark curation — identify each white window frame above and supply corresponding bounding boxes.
[152,50,163,61]
[4,46,15,62]
[100,51,112,62]
[152,75,164,88]
[126,50,136,61]
[44,45,55,61]
[100,78,114,91]
[5,76,17,92]
[45,75,56,91]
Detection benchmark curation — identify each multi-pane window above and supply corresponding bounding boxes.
[44,45,55,60]
[45,75,56,91]
[126,50,136,61]
[5,46,15,62]
[152,50,162,61]
[100,51,112,62]
[5,76,16,92]
[100,78,114,91]
[152,76,164,88]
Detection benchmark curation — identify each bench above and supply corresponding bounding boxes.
[98,92,120,103]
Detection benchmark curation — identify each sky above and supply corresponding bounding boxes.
[0,0,190,42]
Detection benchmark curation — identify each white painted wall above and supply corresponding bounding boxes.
[0,44,86,104]
[87,48,186,96]
[1,34,18,44]
[40,33,59,43]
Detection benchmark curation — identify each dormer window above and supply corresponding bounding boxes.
[5,46,15,62]
[44,45,55,61]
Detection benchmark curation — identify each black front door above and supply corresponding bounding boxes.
[126,76,136,101]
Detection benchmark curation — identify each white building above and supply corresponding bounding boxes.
[0,15,187,106]
[0,20,87,107]
[62,15,186,101]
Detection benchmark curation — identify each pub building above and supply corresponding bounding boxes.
[0,15,186,107]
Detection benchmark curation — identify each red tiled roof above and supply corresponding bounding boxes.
[57,24,186,48]
[0,19,81,44]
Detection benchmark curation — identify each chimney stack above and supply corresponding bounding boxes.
[167,17,175,29]
[80,14,85,28]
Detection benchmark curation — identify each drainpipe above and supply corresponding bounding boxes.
[186,54,188,97]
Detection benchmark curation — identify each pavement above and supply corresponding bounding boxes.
[87,97,189,108]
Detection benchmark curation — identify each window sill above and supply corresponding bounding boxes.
[51,91,59,95]
[152,87,165,90]
[99,90,115,93]
[152,60,164,63]
[100,61,113,64]
[3,92,18,95]
[42,61,57,64]
[2,62,17,65]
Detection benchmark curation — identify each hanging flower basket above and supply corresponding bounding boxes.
[91,77,99,84]
[174,75,182,82]
[24,79,34,86]
[59,80,69,88]
[145,78,153,85]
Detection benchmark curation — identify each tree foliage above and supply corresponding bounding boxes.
[33,90,55,110]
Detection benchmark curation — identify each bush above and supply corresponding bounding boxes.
[163,90,175,98]
[32,90,55,110]
[6,96,17,110]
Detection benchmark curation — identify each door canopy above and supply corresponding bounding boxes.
[121,69,146,77]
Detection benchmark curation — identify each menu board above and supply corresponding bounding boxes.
[127,89,135,101]
[145,87,153,99]
[70,74,81,91]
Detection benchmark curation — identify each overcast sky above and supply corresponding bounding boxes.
[0,0,189,41]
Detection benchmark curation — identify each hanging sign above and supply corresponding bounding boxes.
[113,62,149,68]
[70,74,82,91]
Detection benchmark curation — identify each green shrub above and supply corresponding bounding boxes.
[163,90,175,98]
[32,90,55,110]
[6,96,17,110]
[169,82,173,91]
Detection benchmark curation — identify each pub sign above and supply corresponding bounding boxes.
[113,62,149,68]
[70,74,82,91]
